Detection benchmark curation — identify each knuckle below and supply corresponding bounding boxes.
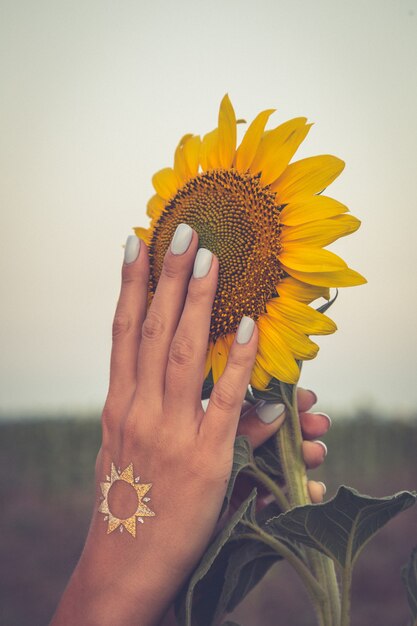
[168,336,195,367]
[112,311,132,340]
[187,280,211,305]
[161,259,181,280]
[210,380,237,412]
[142,311,165,341]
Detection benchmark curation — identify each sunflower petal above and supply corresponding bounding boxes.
[277,276,330,303]
[273,319,320,360]
[283,266,367,287]
[267,298,337,335]
[250,355,273,391]
[183,135,201,178]
[260,123,312,187]
[133,226,152,246]
[234,109,275,172]
[250,118,307,174]
[279,246,347,272]
[271,155,345,201]
[146,194,165,219]
[211,334,234,383]
[257,316,300,384]
[217,94,237,169]
[152,167,180,200]
[280,196,348,225]
[280,214,361,247]
[174,134,193,183]
[200,128,220,171]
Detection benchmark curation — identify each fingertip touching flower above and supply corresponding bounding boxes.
[134,95,366,389]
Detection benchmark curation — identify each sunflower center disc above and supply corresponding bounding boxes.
[149,169,284,342]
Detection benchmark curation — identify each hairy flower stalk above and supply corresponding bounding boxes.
[136,95,366,626]
[278,382,341,625]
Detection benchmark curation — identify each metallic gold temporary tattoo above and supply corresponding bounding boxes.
[98,462,155,537]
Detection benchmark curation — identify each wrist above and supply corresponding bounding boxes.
[51,555,168,626]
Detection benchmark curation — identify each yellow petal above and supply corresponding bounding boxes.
[218,94,237,169]
[271,155,345,201]
[146,194,165,219]
[267,298,337,335]
[257,316,300,384]
[133,226,152,246]
[183,135,201,179]
[234,109,275,172]
[250,118,307,176]
[200,128,220,171]
[283,266,367,287]
[260,123,312,187]
[174,134,193,183]
[211,334,234,383]
[250,355,273,391]
[277,276,330,303]
[280,215,361,247]
[204,342,214,380]
[280,196,348,225]
[272,318,320,360]
[279,246,347,272]
[152,167,180,200]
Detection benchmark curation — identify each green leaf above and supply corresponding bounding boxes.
[402,546,417,624]
[267,485,416,568]
[176,489,257,626]
[217,539,280,614]
[220,436,253,517]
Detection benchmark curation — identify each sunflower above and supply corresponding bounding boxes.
[134,95,366,389]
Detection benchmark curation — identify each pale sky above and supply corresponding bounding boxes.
[1,0,417,417]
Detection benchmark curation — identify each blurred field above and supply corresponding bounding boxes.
[1,413,416,626]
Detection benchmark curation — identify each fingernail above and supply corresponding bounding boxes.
[256,402,285,424]
[314,440,328,457]
[201,398,209,411]
[124,235,141,264]
[193,248,213,278]
[307,389,318,404]
[171,223,193,255]
[318,481,327,495]
[236,316,255,344]
[315,412,332,428]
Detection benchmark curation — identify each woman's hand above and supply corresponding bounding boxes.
[51,225,261,626]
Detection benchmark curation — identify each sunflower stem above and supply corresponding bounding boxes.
[277,381,341,626]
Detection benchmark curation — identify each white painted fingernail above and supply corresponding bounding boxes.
[193,248,213,278]
[124,235,141,264]
[256,402,285,424]
[236,316,255,344]
[201,398,209,411]
[315,412,332,427]
[318,481,327,495]
[314,440,328,457]
[171,223,193,255]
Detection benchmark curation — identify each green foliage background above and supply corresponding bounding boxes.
[1,412,416,626]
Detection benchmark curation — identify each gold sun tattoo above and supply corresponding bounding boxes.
[98,463,155,537]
